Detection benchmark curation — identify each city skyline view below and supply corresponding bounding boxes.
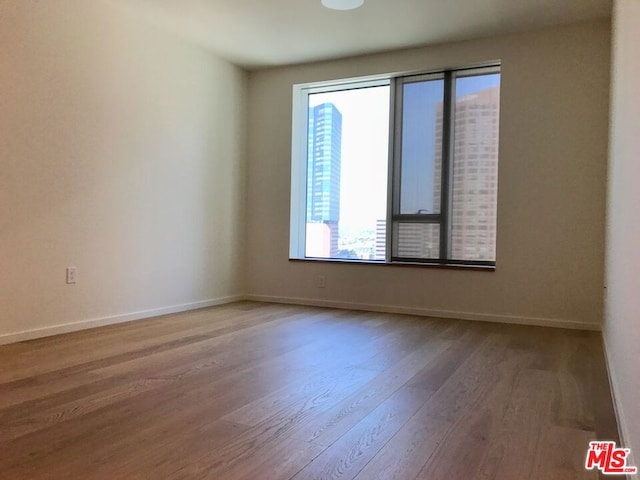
[307,87,389,230]
[305,74,500,261]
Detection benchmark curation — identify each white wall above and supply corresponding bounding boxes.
[245,20,611,329]
[0,0,248,342]
[604,0,640,473]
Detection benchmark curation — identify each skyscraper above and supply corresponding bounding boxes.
[436,85,500,261]
[306,103,342,257]
[374,219,386,260]
[395,84,500,261]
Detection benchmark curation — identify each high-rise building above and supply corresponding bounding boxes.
[390,85,499,262]
[436,86,500,261]
[380,85,500,262]
[375,219,386,260]
[306,103,342,257]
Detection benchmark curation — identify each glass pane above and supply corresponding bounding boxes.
[400,79,444,214]
[450,73,500,262]
[305,85,390,260]
[392,223,440,259]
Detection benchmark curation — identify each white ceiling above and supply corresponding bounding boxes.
[114,0,611,69]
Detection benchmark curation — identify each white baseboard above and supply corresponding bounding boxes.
[1,292,601,345]
[602,336,637,480]
[0,295,243,346]
[244,294,601,331]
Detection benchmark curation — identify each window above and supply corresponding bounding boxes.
[290,65,500,267]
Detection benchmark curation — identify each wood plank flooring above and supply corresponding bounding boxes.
[0,302,619,479]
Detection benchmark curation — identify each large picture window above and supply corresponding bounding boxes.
[290,65,501,267]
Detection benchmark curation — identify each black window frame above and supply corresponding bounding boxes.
[289,63,501,268]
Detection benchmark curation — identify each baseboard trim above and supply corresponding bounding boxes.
[0,295,244,346]
[244,294,600,331]
[602,335,637,480]
[1,293,601,344]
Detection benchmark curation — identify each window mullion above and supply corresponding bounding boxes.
[386,77,402,262]
[439,71,454,261]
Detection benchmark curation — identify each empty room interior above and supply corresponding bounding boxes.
[1,0,638,479]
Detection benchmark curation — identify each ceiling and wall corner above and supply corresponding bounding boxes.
[110,0,612,69]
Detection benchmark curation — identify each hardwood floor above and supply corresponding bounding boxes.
[0,302,619,479]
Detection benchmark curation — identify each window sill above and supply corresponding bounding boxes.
[288,257,496,271]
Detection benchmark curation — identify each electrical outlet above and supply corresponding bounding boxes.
[66,267,77,284]
[317,275,325,288]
